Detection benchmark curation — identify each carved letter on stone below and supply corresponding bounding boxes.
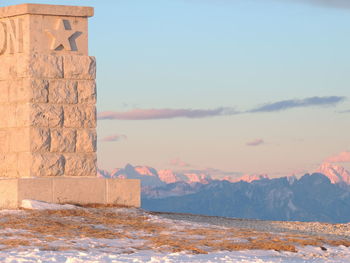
[0,22,7,55]
[7,19,23,54]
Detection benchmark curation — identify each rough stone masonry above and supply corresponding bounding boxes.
[0,4,140,208]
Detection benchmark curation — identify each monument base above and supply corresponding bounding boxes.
[0,178,140,209]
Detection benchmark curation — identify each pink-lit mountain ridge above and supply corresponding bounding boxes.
[99,163,350,223]
[98,162,350,186]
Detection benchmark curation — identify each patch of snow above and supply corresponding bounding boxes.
[317,162,350,184]
[0,247,349,263]
[135,166,157,176]
[21,200,78,210]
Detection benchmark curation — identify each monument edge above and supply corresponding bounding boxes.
[0,3,94,19]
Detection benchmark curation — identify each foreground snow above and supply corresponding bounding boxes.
[1,246,349,263]
[21,199,78,210]
[1,201,349,263]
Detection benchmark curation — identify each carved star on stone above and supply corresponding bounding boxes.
[46,19,82,51]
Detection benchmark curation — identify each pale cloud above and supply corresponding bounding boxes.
[248,96,345,113]
[325,151,350,163]
[98,107,238,120]
[100,134,127,142]
[98,96,345,121]
[246,138,264,146]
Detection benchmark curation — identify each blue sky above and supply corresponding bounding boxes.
[2,0,350,177]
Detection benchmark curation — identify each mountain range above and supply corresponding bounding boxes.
[98,163,350,223]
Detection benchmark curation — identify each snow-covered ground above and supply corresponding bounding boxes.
[1,244,349,262]
[0,200,348,263]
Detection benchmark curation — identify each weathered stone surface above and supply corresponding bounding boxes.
[28,79,49,103]
[63,56,96,79]
[0,178,141,208]
[8,79,26,103]
[49,80,78,104]
[53,178,105,204]
[32,153,65,177]
[31,104,63,128]
[17,54,64,79]
[0,179,18,208]
[10,128,30,152]
[77,80,96,104]
[17,152,32,177]
[0,131,9,152]
[76,129,96,153]
[9,79,49,103]
[0,5,104,186]
[64,154,96,176]
[0,56,16,80]
[0,105,9,128]
[63,105,96,128]
[18,178,53,202]
[0,4,94,19]
[107,179,141,207]
[0,153,17,177]
[15,103,31,127]
[30,127,50,152]
[0,81,8,103]
[50,129,76,153]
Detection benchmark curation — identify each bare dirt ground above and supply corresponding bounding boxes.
[0,207,349,255]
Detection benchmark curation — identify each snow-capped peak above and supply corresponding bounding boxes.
[316,162,350,184]
[134,166,157,176]
[222,174,269,183]
[158,169,179,184]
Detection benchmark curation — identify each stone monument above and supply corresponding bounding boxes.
[0,4,140,208]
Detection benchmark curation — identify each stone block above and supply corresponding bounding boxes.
[0,179,18,209]
[8,79,26,103]
[0,81,8,103]
[15,103,31,127]
[0,56,16,80]
[50,128,76,153]
[53,177,105,204]
[25,79,49,103]
[49,80,78,104]
[17,54,63,79]
[107,179,141,207]
[10,128,30,152]
[31,127,50,152]
[0,153,17,176]
[0,130,9,152]
[31,104,63,128]
[9,79,49,103]
[0,178,141,208]
[63,105,96,128]
[31,153,65,177]
[77,80,96,104]
[76,129,96,153]
[64,153,96,176]
[63,56,96,80]
[0,105,9,128]
[17,152,32,177]
[18,178,53,203]
[0,4,94,19]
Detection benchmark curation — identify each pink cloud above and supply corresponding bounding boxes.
[170,158,191,168]
[325,151,350,163]
[98,107,238,120]
[246,139,264,146]
[100,134,127,142]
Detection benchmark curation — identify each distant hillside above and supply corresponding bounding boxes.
[143,174,350,223]
[99,163,350,223]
